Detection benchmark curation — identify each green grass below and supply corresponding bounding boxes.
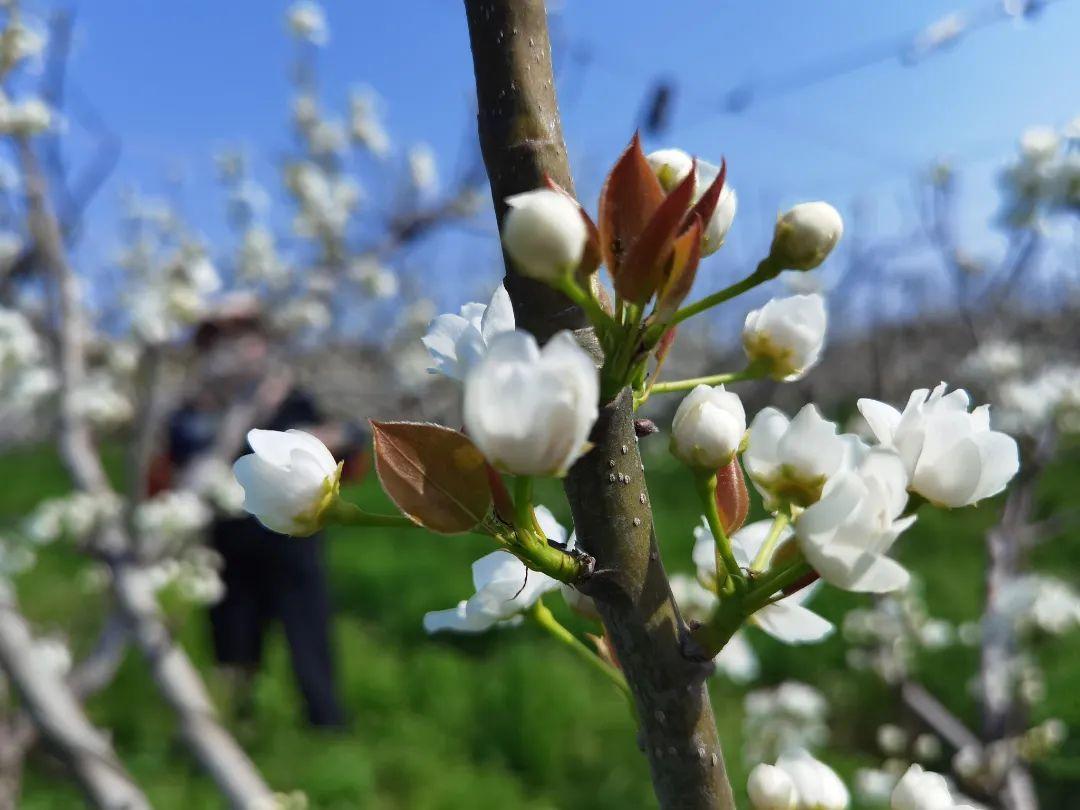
[2,439,1079,808]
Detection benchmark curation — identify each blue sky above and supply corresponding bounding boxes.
[48,0,1080,311]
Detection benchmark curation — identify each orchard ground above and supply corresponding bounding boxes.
[4,435,1078,809]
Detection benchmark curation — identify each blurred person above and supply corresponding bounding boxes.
[157,294,367,729]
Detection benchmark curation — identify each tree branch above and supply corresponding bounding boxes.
[0,588,149,809]
[462,2,734,806]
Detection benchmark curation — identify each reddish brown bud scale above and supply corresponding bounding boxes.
[598,132,665,279]
[615,160,697,304]
[544,174,602,277]
[484,462,516,525]
[683,157,726,234]
[655,214,703,319]
[715,458,750,535]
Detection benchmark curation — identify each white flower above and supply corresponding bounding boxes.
[713,631,760,682]
[858,383,1020,507]
[743,294,827,381]
[233,429,341,536]
[694,519,833,642]
[774,750,850,810]
[1019,126,1059,164]
[645,149,737,255]
[890,764,954,810]
[769,202,843,271]
[421,284,515,381]
[463,330,598,477]
[502,189,587,282]
[134,491,212,546]
[424,507,565,633]
[796,449,915,594]
[670,384,746,469]
[408,143,438,192]
[745,405,856,510]
[287,1,328,45]
[748,763,798,810]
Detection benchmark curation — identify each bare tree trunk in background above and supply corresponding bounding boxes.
[0,590,149,809]
[462,2,735,807]
[20,138,278,810]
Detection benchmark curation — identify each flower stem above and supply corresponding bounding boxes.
[694,471,743,596]
[648,364,764,396]
[750,512,790,573]
[529,598,631,700]
[557,275,615,338]
[667,259,778,328]
[326,499,423,529]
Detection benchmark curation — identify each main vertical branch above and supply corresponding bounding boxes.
[462,2,735,807]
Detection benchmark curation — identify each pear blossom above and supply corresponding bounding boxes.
[645,149,737,254]
[744,683,830,764]
[769,202,843,271]
[424,507,566,634]
[890,765,962,810]
[857,383,1020,507]
[744,405,856,510]
[669,384,746,469]
[233,429,342,536]
[287,1,328,45]
[774,750,850,810]
[421,284,515,381]
[502,189,587,282]
[748,763,798,810]
[743,294,828,381]
[407,143,438,192]
[795,449,915,594]
[694,519,833,642]
[463,330,598,477]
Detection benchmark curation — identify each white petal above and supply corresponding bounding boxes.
[857,398,901,445]
[753,600,833,643]
[480,284,515,343]
[970,430,1020,502]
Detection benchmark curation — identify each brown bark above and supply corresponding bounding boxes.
[462,2,735,807]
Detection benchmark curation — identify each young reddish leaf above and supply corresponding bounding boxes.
[683,157,726,235]
[654,325,679,366]
[654,215,703,320]
[371,421,491,534]
[544,175,601,276]
[615,162,697,304]
[715,457,750,535]
[598,132,665,278]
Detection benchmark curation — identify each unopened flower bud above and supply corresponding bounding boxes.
[670,384,746,470]
[233,429,342,536]
[502,189,587,283]
[769,202,843,271]
[645,148,694,192]
[748,764,797,810]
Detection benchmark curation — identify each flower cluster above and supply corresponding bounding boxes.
[998,120,1080,228]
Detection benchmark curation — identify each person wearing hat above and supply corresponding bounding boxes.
[162,296,365,729]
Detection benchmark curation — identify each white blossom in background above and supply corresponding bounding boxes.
[0,94,52,137]
[743,294,828,381]
[422,284,515,381]
[796,448,914,594]
[348,86,391,157]
[743,682,830,765]
[996,575,1080,635]
[233,429,342,536]
[424,507,566,634]
[237,225,288,288]
[773,749,850,810]
[858,383,1019,507]
[645,148,737,254]
[73,371,133,426]
[0,17,47,69]
[0,306,55,414]
[745,404,856,510]
[349,256,399,299]
[189,458,246,515]
[694,519,833,642]
[134,491,213,549]
[502,189,587,282]
[22,492,123,545]
[286,1,328,46]
[669,384,746,469]
[30,636,72,680]
[407,143,438,193]
[272,297,332,334]
[464,330,598,476]
[286,161,361,240]
[959,339,1024,381]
